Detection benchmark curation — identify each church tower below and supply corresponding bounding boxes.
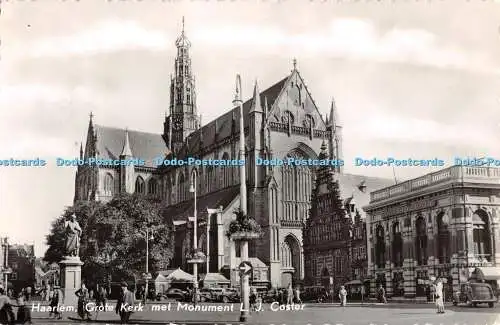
[163,17,199,153]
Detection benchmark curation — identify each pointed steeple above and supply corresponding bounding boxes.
[121,129,133,157]
[79,143,83,159]
[249,79,262,113]
[329,97,339,128]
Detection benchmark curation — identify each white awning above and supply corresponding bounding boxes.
[344,279,362,285]
[472,267,500,281]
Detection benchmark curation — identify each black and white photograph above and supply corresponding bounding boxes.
[0,1,499,324]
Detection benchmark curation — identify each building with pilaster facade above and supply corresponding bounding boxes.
[364,166,500,299]
[74,19,390,288]
[303,143,391,293]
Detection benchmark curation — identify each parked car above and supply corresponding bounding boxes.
[166,288,187,300]
[453,282,495,308]
[302,286,328,303]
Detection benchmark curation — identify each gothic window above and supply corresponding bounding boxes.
[281,111,294,125]
[437,212,450,263]
[206,166,214,193]
[148,178,158,196]
[415,217,427,265]
[302,114,315,129]
[177,89,182,103]
[103,173,114,196]
[135,176,145,194]
[392,222,403,267]
[165,176,172,205]
[281,150,313,223]
[375,225,385,268]
[178,173,185,202]
[472,210,492,261]
[221,152,230,188]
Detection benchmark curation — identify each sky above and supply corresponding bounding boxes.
[0,0,499,257]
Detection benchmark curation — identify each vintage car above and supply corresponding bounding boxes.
[452,282,495,307]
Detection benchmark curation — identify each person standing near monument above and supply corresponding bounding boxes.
[116,282,135,324]
[75,284,91,321]
[65,214,82,257]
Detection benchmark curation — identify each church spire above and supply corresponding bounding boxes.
[164,17,198,153]
[249,79,262,113]
[329,97,339,128]
[121,129,133,157]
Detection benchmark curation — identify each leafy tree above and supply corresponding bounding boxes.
[44,194,173,286]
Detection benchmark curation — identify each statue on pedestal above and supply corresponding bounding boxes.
[64,214,82,257]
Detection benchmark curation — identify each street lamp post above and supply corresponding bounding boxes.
[233,74,250,322]
[142,228,154,303]
[189,169,199,306]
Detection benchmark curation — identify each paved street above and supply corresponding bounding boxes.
[26,302,500,325]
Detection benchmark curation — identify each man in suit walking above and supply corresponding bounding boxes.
[116,282,135,324]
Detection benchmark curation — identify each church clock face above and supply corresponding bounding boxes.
[173,118,182,130]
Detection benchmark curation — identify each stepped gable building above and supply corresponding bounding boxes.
[364,166,500,299]
[74,19,391,288]
[303,142,392,293]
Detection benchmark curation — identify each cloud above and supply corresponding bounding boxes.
[193,18,498,74]
[25,20,170,57]
[347,108,498,148]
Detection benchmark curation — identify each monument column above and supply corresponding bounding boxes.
[59,213,84,307]
[60,257,84,307]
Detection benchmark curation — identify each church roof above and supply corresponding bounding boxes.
[93,125,168,168]
[165,185,240,222]
[337,173,394,217]
[173,77,288,159]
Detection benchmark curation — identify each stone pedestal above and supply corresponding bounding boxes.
[59,256,84,308]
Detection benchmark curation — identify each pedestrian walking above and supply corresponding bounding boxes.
[295,286,302,304]
[96,285,107,308]
[0,286,15,325]
[15,293,32,324]
[49,286,63,320]
[249,287,257,312]
[286,284,294,305]
[434,278,445,314]
[76,283,92,320]
[115,281,135,324]
[378,284,387,303]
[339,286,347,307]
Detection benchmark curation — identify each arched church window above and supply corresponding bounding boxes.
[282,149,313,223]
[302,114,315,129]
[148,178,158,196]
[104,173,114,196]
[165,176,172,205]
[221,152,230,188]
[415,217,427,265]
[178,173,185,202]
[135,176,145,194]
[281,111,294,125]
[375,225,385,268]
[392,222,403,267]
[472,210,492,261]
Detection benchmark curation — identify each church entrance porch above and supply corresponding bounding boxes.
[280,234,301,287]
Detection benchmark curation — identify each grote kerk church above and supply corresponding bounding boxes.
[74,21,392,288]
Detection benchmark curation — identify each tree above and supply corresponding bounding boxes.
[44,194,174,285]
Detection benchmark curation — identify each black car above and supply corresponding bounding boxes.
[157,288,187,301]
